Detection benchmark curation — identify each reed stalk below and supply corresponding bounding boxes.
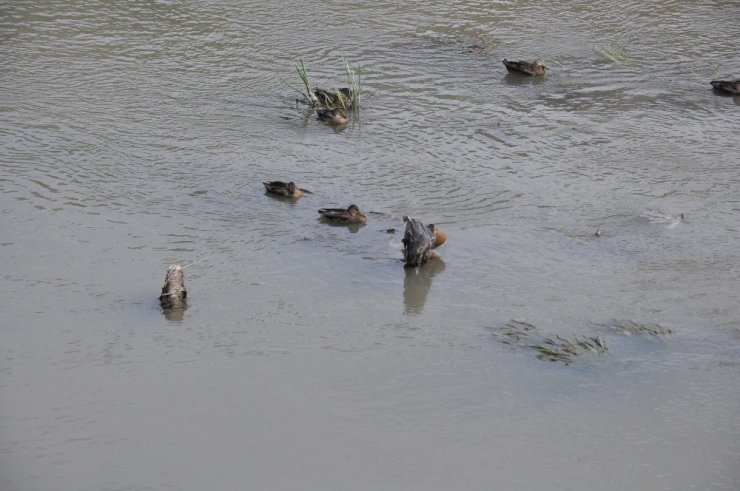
[295,58,318,105]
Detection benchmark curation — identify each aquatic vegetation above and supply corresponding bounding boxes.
[528,335,607,364]
[344,59,362,111]
[594,43,629,64]
[294,58,363,111]
[295,58,318,106]
[596,319,672,337]
[494,320,607,365]
[422,32,497,54]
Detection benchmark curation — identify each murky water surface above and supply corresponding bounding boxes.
[1,1,739,489]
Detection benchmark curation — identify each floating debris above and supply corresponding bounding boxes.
[493,320,607,365]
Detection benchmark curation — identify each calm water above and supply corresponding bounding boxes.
[1,1,739,489]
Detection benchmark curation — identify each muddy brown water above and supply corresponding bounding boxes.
[1,1,739,489]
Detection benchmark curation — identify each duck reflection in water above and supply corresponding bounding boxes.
[403,256,446,315]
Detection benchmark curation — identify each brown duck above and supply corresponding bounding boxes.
[318,204,367,224]
[263,181,310,198]
[502,58,547,76]
[316,108,349,125]
[314,87,353,108]
[710,79,740,95]
[402,217,446,268]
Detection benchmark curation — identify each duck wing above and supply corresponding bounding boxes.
[502,59,534,75]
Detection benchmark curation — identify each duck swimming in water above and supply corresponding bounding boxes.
[318,204,367,224]
[502,58,547,76]
[159,264,187,310]
[430,225,446,249]
[316,108,349,125]
[710,79,740,95]
[263,181,310,198]
[314,87,353,108]
[402,217,446,268]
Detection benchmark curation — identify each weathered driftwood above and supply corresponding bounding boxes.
[159,264,187,310]
[402,216,446,268]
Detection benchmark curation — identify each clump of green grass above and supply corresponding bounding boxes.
[295,58,318,106]
[344,59,362,111]
[597,319,672,337]
[594,43,629,64]
[292,58,363,111]
[493,320,607,365]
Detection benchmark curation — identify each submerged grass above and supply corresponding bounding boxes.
[596,319,672,337]
[494,320,607,365]
[595,43,629,64]
[529,335,607,364]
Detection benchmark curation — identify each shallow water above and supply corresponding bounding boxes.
[1,1,739,489]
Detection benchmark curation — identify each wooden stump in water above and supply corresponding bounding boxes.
[402,216,445,268]
[159,264,187,310]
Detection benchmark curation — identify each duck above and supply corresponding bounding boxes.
[314,87,353,108]
[502,58,547,76]
[402,217,446,268]
[429,224,446,249]
[263,181,310,198]
[318,204,367,224]
[159,264,187,310]
[316,108,349,125]
[710,79,740,95]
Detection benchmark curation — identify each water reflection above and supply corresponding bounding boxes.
[502,72,547,86]
[162,303,187,322]
[403,256,446,315]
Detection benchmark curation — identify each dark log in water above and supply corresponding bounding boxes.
[159,264,187,310]
[402,216,445,268]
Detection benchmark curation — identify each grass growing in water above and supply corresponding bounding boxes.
[293,58,363,111]
[596,319,672,337]
[494,320,607,365]
[595,43,629,64]
[344,59,362,111]
[529,335,607,364]
[295,58,318,106]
